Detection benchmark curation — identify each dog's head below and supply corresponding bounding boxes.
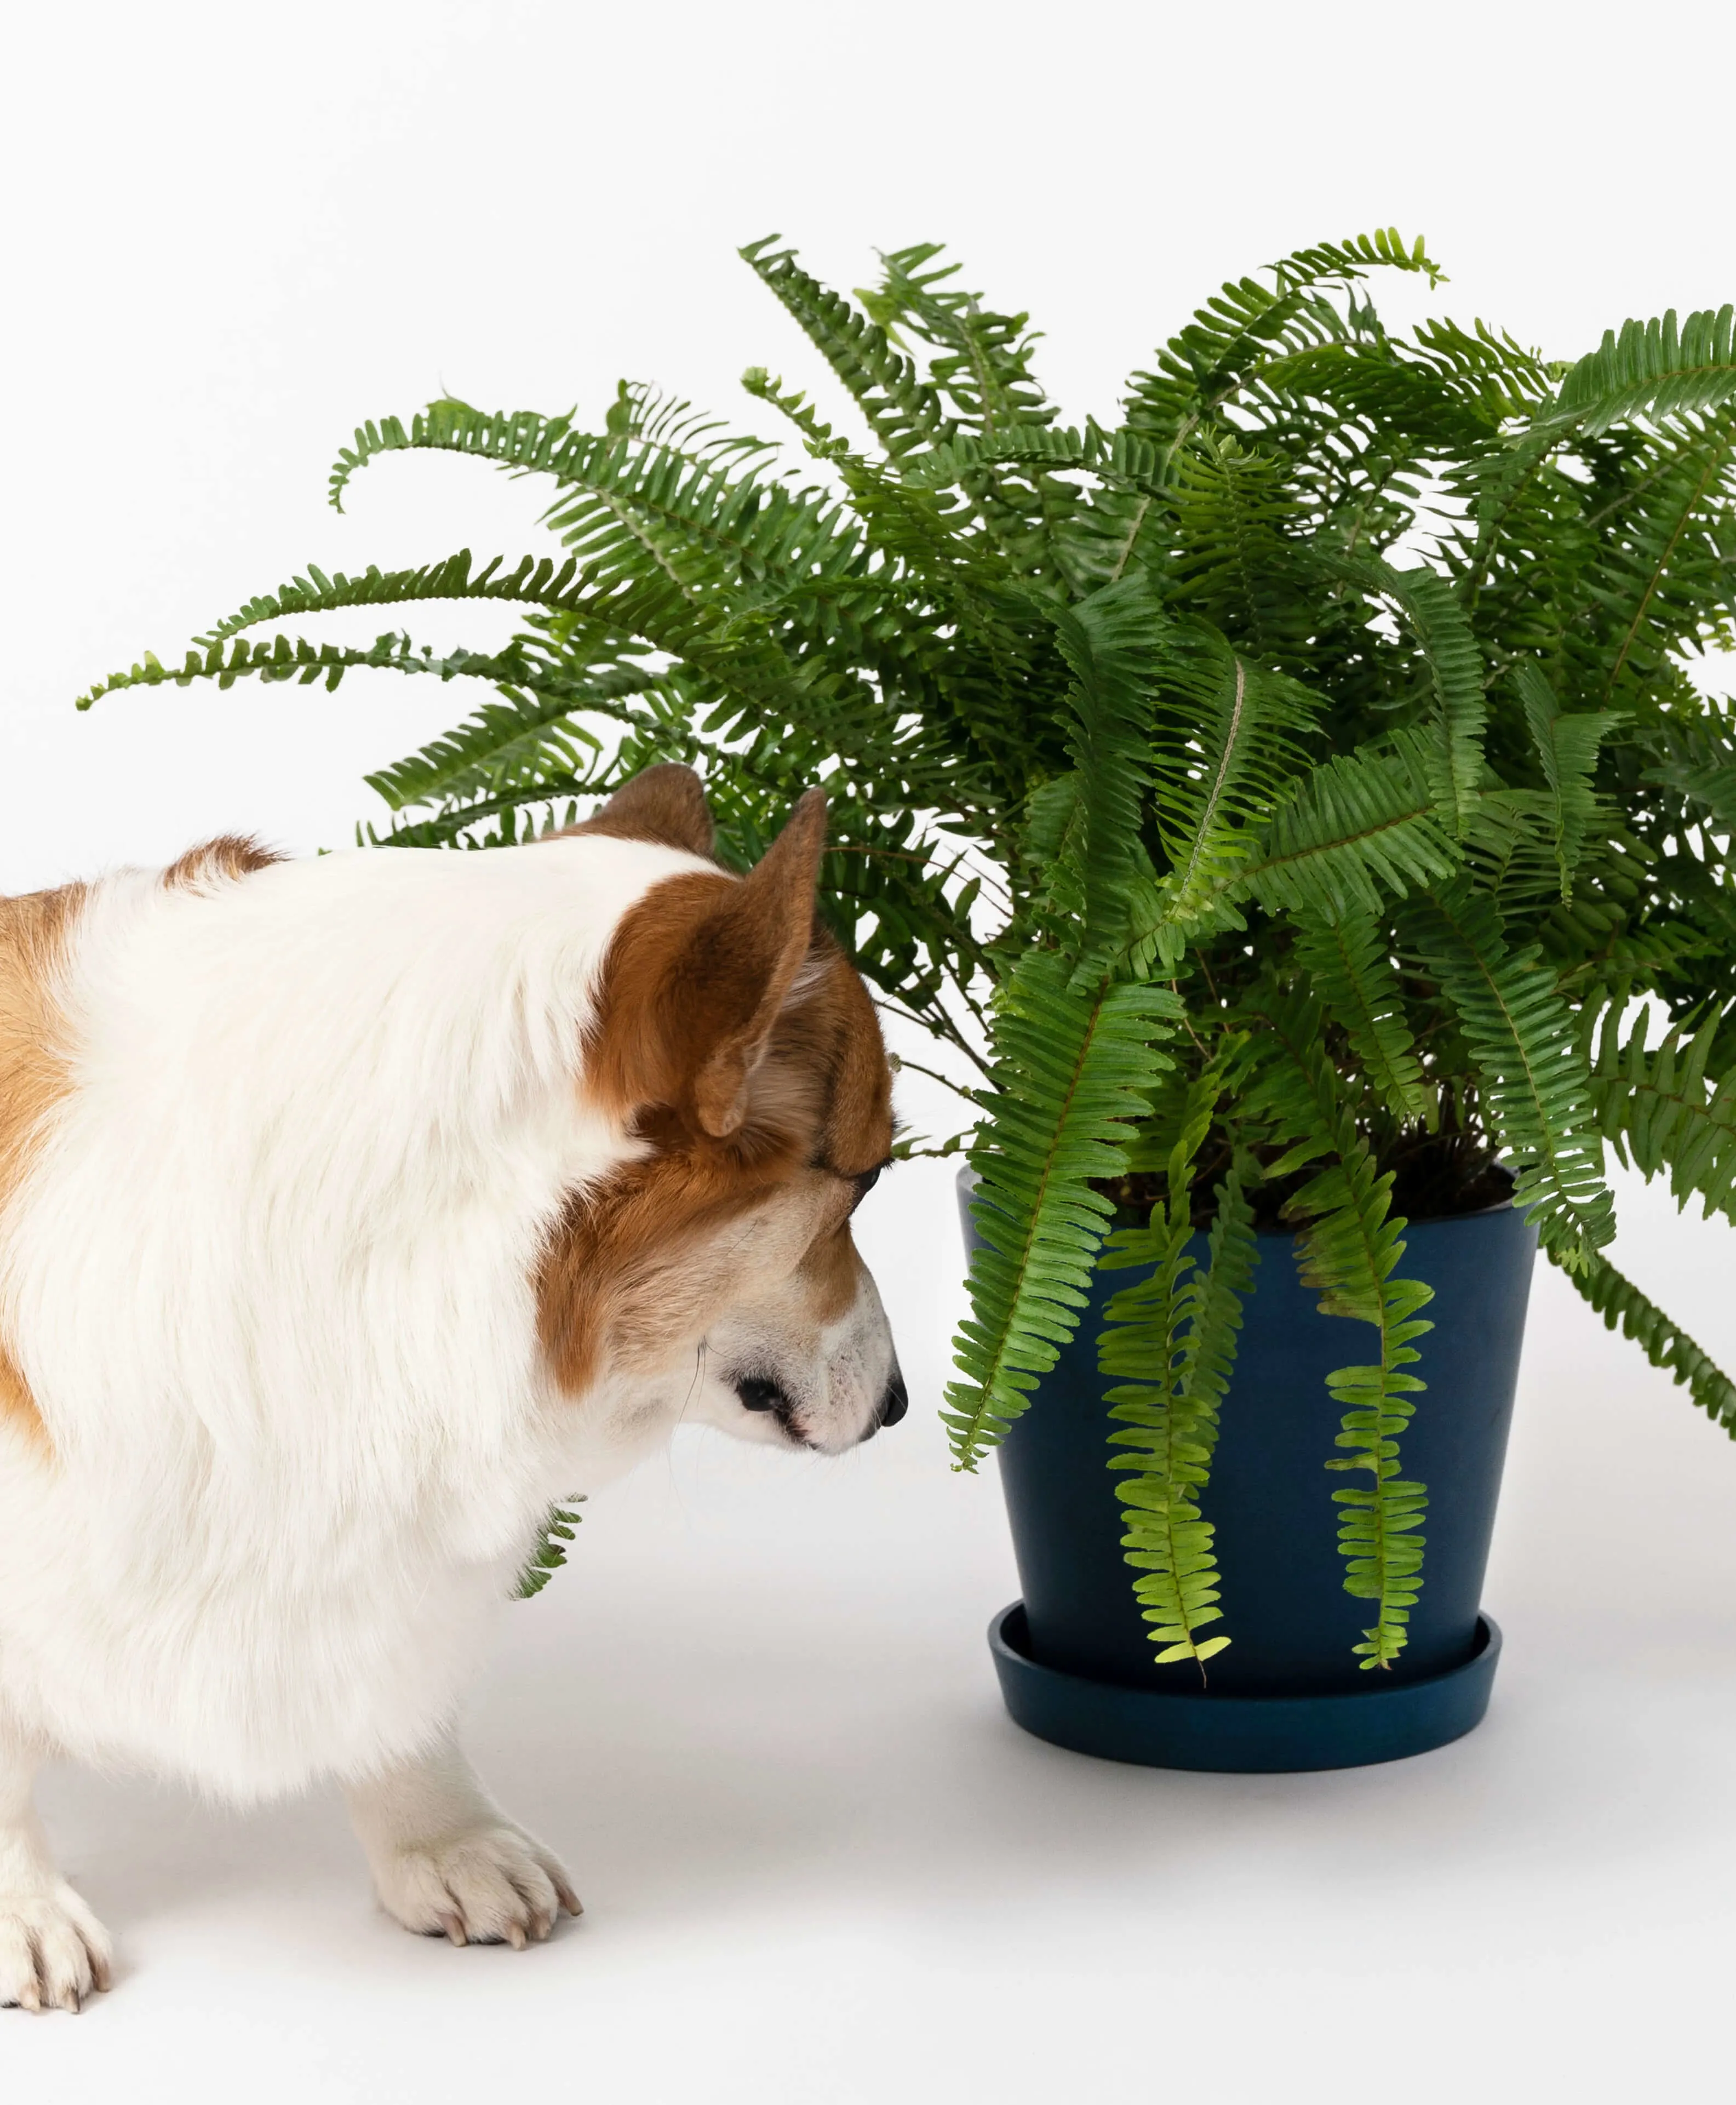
[537,766,904,1456]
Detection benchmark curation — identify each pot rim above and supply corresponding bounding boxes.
[954,1161,1523,1237]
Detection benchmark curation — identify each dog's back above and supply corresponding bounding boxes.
[0,834,702,1795]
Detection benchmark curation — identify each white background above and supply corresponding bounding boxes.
[5,2,1736,2098]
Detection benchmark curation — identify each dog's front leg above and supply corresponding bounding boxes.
[344,1732,580,1949]
[0,1726,111,2013]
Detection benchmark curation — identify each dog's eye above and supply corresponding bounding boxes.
[849,1165,883,1212]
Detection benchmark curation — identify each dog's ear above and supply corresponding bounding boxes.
[685,790,826,1136]
[575,763,715,857]
[588,790,827,1137]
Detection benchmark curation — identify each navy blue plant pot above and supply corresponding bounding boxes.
[959,1177,1537,1771]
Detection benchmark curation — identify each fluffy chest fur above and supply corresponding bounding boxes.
[0,837,702,1797]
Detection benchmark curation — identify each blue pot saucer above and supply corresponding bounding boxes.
[989,1601,1502,1774]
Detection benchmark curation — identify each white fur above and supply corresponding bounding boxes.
[0,836,715,1803]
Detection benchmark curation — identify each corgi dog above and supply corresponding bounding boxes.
[0,764,903,2012]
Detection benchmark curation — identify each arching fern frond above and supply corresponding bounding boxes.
[944,958,1180,1469]
[364,667,657,810]
[78,628,560,709]
[1555,1250,1736,1434]
[187,548,594,649]
[1641,716,1736,836]
[1122,229,1442,458]
[1167,433,1315,667]
[740,234,948,462]
[1550,306,1736,435]
[1233,728,1462,922]
[866,241,1058,440]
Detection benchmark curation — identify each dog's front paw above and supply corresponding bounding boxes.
[0,1884,112,2014]
[372,1824,580,1949]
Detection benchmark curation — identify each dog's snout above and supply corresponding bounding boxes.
[735,1376,787,1415]
[878,1369,908,1428]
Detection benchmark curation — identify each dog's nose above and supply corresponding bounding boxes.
[878,1369,908,1428]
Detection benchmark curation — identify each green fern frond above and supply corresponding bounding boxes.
[1294,910,1430,1122]
[1339,560,1487,836]
[1143,632,1322,959]
[329,399,571,510]
[1274,228,1445,293]
[514,1498,587,1600]
[187,549,593,649]
[1099,1131,1257,1674]
[78,628,554,709]
[1516,660,1625,903]
[1403,883,1615,1264]
[1555,1251,1736,1433]
[1233,728,1462,921]
[1587,1004,1736,1221]
[867,241,1058,441]
[944,957,1181,1469]
[364,667,655,810]
[1167,433,1314,666]
[740,234,948,461]
[1041,576,1167,975]
[1123,229,1442,457]
[1551,307,1736,434]
[1248,993,1434,1668]
[899,424,1099,489]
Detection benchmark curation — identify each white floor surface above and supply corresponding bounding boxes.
[7,1153,1736,2103]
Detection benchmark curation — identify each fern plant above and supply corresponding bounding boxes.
[86,232,1736,1669]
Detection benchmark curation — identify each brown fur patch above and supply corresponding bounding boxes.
[0,880,89,1447]
[162,834,280,894]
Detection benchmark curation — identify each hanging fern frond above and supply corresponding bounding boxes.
[77,628,566,709]
[945,957,1180,1469]
[1122,229,1443,459]
[186,548,596,649]
[1640,717,1736,837]
[363,665,656,811]
[1099,1122,1257,1674]
[1246,993,1434,1669]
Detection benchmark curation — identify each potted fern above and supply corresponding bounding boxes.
[88,231,1736,1769]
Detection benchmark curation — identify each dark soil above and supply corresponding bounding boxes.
[1095,1126,1515,1233]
